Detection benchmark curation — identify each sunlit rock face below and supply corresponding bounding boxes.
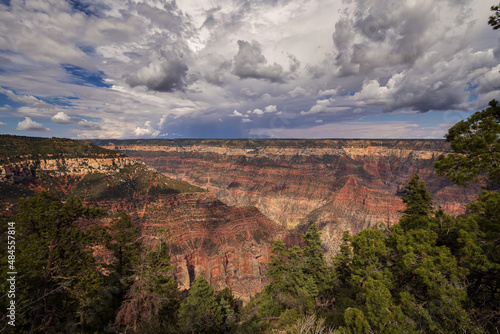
[102,139,480,259]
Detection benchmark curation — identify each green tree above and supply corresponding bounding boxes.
[115,238,179,333]
[400,174,434,217]
[178,275,223,334]
[105,211,140,279]
[302,223,329,294]
[434,100,500,190]
[2,191,106,333]
[489,3,500,30]
[434,99,500,331]
[329,176,481,334]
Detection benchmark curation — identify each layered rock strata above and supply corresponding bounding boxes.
[95,192,284,300]
[96,139,481,258]
[0,157,136,183]
[0,144,284,300]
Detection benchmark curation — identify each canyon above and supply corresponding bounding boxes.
[1,136,482,300]
[0,136,286,301]
[93,139,481,258]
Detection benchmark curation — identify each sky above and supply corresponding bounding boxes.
[0,0,498,139]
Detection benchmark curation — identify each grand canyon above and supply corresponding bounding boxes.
[0,136,481,301]
[94,139,481,260]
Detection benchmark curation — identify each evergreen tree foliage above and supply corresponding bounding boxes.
[434,99,500,190]
[178,275,223,333]
[302,223,329,294]
[1,191,106,333]
[433,99,500,331]
[401,174,435,217]
[115,238,179,333]
[105,211,140,280]
[489,3,500,30]
[325,176,483,334]
[264,241,315,319]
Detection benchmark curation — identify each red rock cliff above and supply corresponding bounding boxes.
[0,154,285,301]
[101,139,480,259]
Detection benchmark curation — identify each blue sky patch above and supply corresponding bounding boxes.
[62,65,112,88]
[66,0,108,17]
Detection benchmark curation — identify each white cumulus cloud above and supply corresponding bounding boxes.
[17,117,50,132]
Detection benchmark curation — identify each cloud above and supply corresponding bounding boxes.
[301,98,345,115]
[0,0,495,139]
[288,86,307,97]
[249,121,444,139]
[0,105,12,112]
[230,110,246,117]
[248,108,264,115]
[240,88,258,97]
[264,105,277,113]
[319,89,337,97]
[232,40,287,83]
[0,87,49,108]
[125,50,189,92]
[242,118,252,123]
[51,111,80,124]
[0,121,5,125]
[16,117,50,132]
[78,119,102,130]
[134,121,160,137]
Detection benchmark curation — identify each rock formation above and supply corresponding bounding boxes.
[94,139,481,259]
[0,136,286,300]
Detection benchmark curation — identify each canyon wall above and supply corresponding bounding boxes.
[96,139,481,259]
[0,157,136,183]
[0,147,285,300]
[95,192,285,300]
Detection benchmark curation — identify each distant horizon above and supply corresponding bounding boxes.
[0,0,497,140]
[1,133,450,142]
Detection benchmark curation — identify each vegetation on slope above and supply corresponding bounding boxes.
[0,135,125,164]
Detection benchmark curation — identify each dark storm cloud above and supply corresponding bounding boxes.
[233,40,287,83]
[126,52,188,92]
[333,2,440,75]
[331,0,496,113]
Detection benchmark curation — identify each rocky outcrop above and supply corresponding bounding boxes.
[38,157,136,174]
[103,139,481,259]
[88,192,285,301]
[0,157,136,183]
[0,160,37,183]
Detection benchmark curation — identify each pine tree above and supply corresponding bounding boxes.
[105,211,140,279]
[302,223,329,294]
[178,275,223,334]
[399,174,435,230]
[434,99,500,190]
[11,191,106,333]
[401,174,434,217]
[434,99,500,331]
[115,238,179,333]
